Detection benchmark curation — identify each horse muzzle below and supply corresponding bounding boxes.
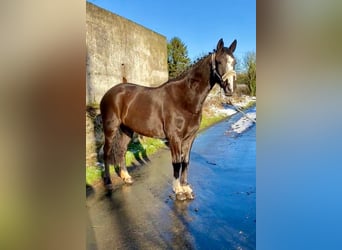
[222,82,233,96]
[221,70,236,96]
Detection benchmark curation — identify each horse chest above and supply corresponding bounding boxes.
[184,114,201,134]
[166,113,200,138]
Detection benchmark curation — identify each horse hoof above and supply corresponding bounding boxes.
[185,192,195,200]
[124,177,134,185]
[176,192,187,201]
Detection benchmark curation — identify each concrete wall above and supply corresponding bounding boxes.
[86,2,168,104]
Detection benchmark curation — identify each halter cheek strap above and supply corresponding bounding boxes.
[211,53,224,83]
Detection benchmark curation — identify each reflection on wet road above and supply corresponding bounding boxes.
[87,106,256,250]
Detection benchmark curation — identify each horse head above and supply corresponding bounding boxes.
[211,38,237,96]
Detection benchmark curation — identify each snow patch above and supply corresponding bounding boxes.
[210,106,237,116]
[230,112,256,134]
[209,95,256,118]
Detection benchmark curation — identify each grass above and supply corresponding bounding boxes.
[199,113,228,131]
[86,137,167,185]
[125,137,166,166]
[86,166,104,186]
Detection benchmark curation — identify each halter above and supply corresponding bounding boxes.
[211,52,237,86]
[211,53,224,84]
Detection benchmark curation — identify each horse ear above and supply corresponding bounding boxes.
[228,39,237,53]
[216,38,224,52]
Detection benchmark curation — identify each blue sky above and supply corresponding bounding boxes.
[87,0,255,62]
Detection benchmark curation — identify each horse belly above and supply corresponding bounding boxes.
[132,118,164,138]
[122,98,165,138]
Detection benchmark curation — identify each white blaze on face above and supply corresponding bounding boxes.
[226,55,234,71]
[222,55,236,92]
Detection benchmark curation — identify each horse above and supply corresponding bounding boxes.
[100,38,237,200]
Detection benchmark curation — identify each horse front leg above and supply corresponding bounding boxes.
[180,162,194,200]
[170,138,187,201]
[180,135,196,200]
[173,162,187,201]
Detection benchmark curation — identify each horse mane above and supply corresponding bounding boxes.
[166,52,213,83]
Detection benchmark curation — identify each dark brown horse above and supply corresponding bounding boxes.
[100,38,237,200]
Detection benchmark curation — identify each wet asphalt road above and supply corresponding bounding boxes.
[87,106,256,250]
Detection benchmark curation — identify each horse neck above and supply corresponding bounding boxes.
[171,55,213,114]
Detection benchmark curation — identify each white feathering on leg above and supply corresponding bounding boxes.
[182,184,193,194]
[173,178,184,193]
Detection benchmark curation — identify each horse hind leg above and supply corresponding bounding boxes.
[102,120,119,190]
[113,125,134,184]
